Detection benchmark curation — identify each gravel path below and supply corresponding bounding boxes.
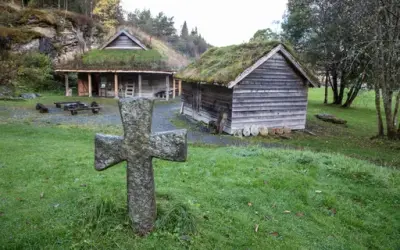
[2,101,286,148]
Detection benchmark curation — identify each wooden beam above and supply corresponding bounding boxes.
[166,75,170,101]
[55,69,175,74]
[65,73,69,96]
[179,80,182,96]
[114,73,119,99]
[88,73,92,97]
[138,74,142,97]
[173,79,176,99]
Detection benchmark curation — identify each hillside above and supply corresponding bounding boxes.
[0,3,190,95]
[0,4,189,67]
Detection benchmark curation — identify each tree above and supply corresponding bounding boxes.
[93,0,121,30]
[180,21,188,39]
[250,28,280,42]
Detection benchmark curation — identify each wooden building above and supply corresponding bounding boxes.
[176,42,318,134]
[55,30,182,100]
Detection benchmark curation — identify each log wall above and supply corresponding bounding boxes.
[231,52,308,131]
[181,82,233,133]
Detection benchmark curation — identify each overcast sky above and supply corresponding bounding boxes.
[121,0,288,47]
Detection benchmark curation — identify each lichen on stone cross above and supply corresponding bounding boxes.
[94,98,187,235]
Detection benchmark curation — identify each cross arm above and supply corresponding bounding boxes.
[95,134,125,171]
[150,129,187,162]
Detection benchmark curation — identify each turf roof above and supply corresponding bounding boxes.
[176,41,314,85]
[59,49,174,71]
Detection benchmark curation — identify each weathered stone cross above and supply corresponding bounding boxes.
[94,98,187,235]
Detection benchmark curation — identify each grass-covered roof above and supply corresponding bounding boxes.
[176,41,315,85]
[59,49,175,71]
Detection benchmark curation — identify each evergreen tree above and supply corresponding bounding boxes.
[180,21,189,39]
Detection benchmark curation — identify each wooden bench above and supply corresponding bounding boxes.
[54,101,81,108]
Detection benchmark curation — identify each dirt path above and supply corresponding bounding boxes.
[2,101,287,148]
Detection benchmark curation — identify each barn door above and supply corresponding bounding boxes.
[192,83,201,116]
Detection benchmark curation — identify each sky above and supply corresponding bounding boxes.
[121,0,288,47]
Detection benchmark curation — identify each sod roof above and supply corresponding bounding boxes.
[176,41,318,86]
[57,49,176,72]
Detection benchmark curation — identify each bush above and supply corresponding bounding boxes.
[14,52,55,91]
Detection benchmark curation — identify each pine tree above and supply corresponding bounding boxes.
[180,21,189,39]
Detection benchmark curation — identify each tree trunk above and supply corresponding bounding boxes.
[393,92,400,135]
[324,70,329,104]
[342,80,362,108]
[336,71,346,105]
[382,88,397,139]
[374,84,384,137]
[331,69,339,104]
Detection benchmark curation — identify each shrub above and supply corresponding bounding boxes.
[14,52,55,91]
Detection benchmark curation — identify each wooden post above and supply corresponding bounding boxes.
[88,73,92,97]
[114,73,119,99]
[179,80,182,96]
[65,73,69,96]
[138,74,142,97]
[173,79,176,99]
[166,75,170,101]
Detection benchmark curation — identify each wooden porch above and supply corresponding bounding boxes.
[63,71,182,100]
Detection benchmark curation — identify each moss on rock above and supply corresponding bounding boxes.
[0,27,43,44]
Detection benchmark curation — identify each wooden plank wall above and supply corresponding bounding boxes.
[181,82,233,133]
[232,52,308,131]
[106,34,142,49]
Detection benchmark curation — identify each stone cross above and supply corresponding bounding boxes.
[94,98,187,235]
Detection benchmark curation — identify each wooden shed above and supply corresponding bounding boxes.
[55,30,183,100]
[176,42,318,134]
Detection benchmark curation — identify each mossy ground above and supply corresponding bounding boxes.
[0,123,399,249]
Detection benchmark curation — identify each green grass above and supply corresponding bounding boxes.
[59,49,172,71]
[285,89,400,167]
[0,123,399,249]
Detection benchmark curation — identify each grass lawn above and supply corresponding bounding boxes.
[287,89,400,167]
[0,123,399,249]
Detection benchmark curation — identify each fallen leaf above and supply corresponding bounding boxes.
[254,224,259,233]
[80,184,87,187]
[296,212,305,217]
[315,190,322,193]
[248,202,253,207]
[272,203,276,208]
[0,212,4,216]
[270,232,279,237]
[40,192,44,199]
[283,210,291,214]
[54,204,60,208]
[264,215,272,220]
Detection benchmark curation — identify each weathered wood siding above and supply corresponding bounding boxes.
[232,52,308,131]
[181,82,233,133]
[105,34,142,49]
